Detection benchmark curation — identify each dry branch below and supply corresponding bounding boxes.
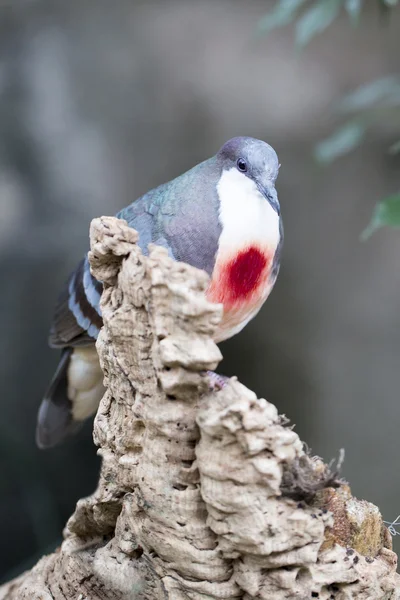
[1,216,399,600]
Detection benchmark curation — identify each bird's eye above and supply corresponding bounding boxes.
[237,158,247,172]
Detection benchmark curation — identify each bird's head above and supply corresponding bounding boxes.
[216,136,281,216]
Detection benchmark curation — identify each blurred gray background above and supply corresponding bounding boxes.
[1,0,400,580]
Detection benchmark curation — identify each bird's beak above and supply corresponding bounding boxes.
[257,181,280,216]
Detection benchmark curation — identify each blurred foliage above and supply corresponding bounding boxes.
[315,76,400,164]
[259,0,400,235]
[361,193,400,239]
[258,0,399,42]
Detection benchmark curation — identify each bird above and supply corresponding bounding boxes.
[37,136,283,449]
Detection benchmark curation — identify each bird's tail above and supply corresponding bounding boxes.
[36,349,78,448]
[36,346,104,449]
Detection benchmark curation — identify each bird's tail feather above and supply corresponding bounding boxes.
[36,349,82,449]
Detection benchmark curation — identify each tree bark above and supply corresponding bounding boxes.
[1,216,399,599]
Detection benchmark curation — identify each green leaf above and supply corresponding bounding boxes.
[388,139,400,154]
[339,76,400,113]
[257,0,308,34]
[344,0,363,24]
[362,193,400,239]
[314,121,365,163]
[383,0,398,6]
[295,0,342,47]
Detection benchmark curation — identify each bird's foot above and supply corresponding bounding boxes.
[205,371,229,392]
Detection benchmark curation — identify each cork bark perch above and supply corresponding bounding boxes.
[1,216,399,600]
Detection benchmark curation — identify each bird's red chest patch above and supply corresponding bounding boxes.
[226,247,267,300]
[207,244,272,309]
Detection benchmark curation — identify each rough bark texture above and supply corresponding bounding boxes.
[1,216,399,600]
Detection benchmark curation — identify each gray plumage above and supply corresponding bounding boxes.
[119,157,223,276]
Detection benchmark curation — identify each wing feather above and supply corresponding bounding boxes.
[49,256,103,348]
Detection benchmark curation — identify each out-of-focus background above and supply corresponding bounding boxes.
[1,0,400,580]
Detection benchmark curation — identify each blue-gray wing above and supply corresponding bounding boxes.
[49,158,221,347]
[49,195,160,348]
[49,186,173,348]
[40,161,223,448]
[42,193,174,448]
[49,255,103,348]
[145,160,221,276]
